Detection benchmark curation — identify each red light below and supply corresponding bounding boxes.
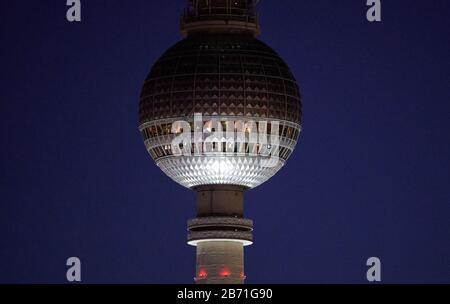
[240,272,246,279]
[198,269,207,279]
[220,267,231,277]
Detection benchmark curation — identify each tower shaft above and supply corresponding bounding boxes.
[188,185,253,284]
[196,241,244,284]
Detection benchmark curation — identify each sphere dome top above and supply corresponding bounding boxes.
[140,33,302,126]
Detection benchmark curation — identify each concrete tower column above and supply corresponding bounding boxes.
[188,185,253,284]
[196,241,244,284]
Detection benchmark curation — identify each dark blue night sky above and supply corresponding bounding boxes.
[1,1,449,283]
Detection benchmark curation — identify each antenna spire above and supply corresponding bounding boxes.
[181,0,261,37]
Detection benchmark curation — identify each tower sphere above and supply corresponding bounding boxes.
[139,1,302,189]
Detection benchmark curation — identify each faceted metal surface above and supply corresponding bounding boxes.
[156,155,284,189]
[140,33,302,124]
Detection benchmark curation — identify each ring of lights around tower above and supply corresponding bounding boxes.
[187,238,253,247]
[187,217,254,246]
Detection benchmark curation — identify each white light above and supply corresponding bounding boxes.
[187,239,253,247]
[156,155,284,189]
[211,160,220,173]
[141,117,301,189]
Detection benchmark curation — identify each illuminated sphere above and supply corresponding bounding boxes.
[139,33,302,189]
